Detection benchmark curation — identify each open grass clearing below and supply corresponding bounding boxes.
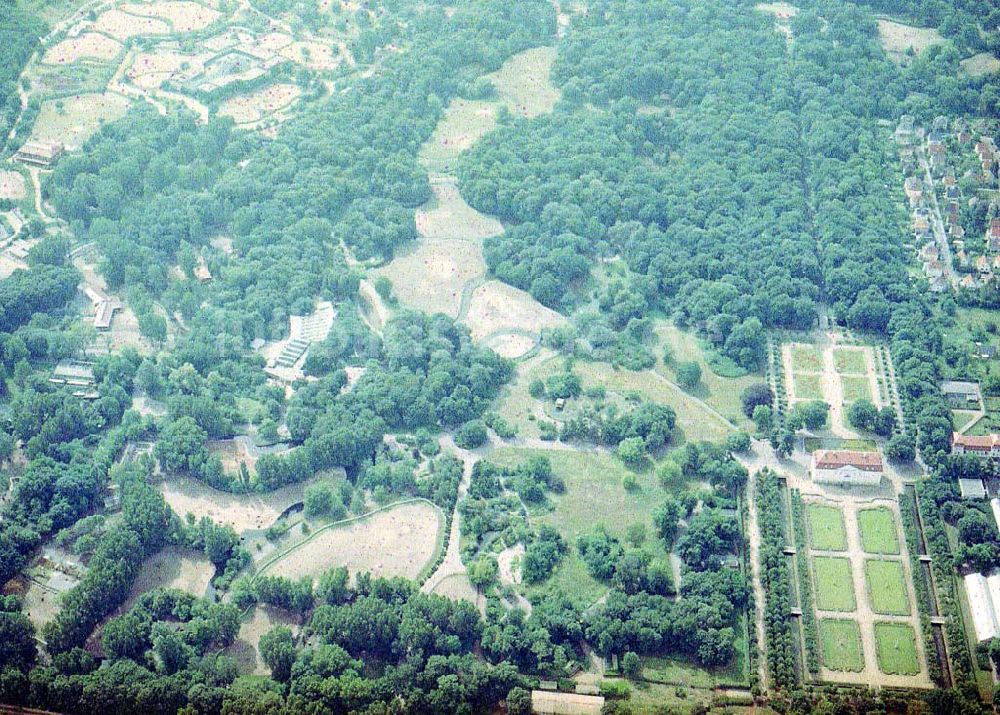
[489,447,670,605]
[952,410,981,433]
[30,92,130,150]
[492,353,563,440]
[820,618,865,672]
[120,1,222,32]
[874,622,920,675]
[573,360,735,444]
[376,239,484,319]
[415,181,503,241]
[258,500,444,581]
[0,171,26,201]
[128,48,211,90]
[877,18,945,63]
[803,436,878,453]
[463,279,567,342]
[755,2,798,18]
[417,99,496,172]
[792,372,823,400]
[93,9,171,39]
[961,52,1000,77]
[790,344,823,372]
[841,375,873,403]
[813,556,856,612]
[864,559,911,616]
[654,322,758,427]
[279,40,339,71]
[834,348,868,375]
[218,83,301,124]
[807,503,848,552]
[42,33,122,65]
[857,507,900,555]
[486,46,561,118]
[430,572,479,607]
[482,331,538,360]
[157,471,342,532]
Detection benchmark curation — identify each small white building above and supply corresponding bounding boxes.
[811,449,883,487]
[965,571,1000,641]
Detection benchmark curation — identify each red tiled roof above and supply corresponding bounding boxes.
[953,433,1000,450]
[813,449,884,472]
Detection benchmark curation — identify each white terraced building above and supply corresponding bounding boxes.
[965,571,1000,641]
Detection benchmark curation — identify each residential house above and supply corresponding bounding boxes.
[15,141,63,167]
[924,260,944,279]
[929,275,948,293]
[904,176,923,206]
[951,223,966,240]
[974,342,997,360]
[988,218,1000,254]
[977,255,991,275]
[811,450,884,488]
[961,274,979,289]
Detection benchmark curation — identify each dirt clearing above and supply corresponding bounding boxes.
[93,9,171,40]
[961,52,1000,77]
[128,49,211,90]
[218,83,301,124]
[157,473,341,532]
[415,181,504,241]
[121,1,222,32]
[418,99,497,172]
[259,501,444,581]
[483,331,538,359]
[430,572,479,606]
[487,46,561,117]
[0,172,26,201]
[124,546,213,609]
[42,33,123,65]
[376,239,484,318]
[463,279,567,342]
[279,40,339,70]
[30,93,130,150]
[877,19,945,63]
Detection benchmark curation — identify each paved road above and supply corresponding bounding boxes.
[917,146,956,286]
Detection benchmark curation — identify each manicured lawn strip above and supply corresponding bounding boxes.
[841,375,873,403]
[820,618,865,672]
[793,373,823,400]
[864,559,911,616]
[813,556,856,612]
[834,348,868,375]
[874,622,920,675]
[857,507,900,555]
[791,344,823,372]
[806,504,848,552]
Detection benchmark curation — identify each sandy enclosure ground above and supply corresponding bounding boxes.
[42,33,123,65]
[157,473,335,532]
[261,501,443,581]
[93,9,171,40]
[463,279,567,341]
[128,49,212,90]
[376,239,485,318]
[415,182,503,240]
[227,605,297,675]
[280,40,339,70]
[482,331,538,359]
[123,546,213,610]
[121,1,222,32]
[430,572,479,606]
[218,83,301,124]
[0,171,26,201]
[30,93,130,150]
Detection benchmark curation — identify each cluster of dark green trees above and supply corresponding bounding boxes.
[756,469,797,689]
[0,2,44,146]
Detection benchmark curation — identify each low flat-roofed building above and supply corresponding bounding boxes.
[811,449,883,487]
[959,477,988,500]
[942,380,982,407]
[965,571,1000,641]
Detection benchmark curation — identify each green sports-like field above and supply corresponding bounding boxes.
[874,622,920,675]
[840,375,873,403]
[791,344,823,372]
[858,507,900,555]
[807,504,847,552]
[833,348,867,375]
[865,559,911,616]
[820,618,865,672]
[793,373,824,400]
[813,556,856,612]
